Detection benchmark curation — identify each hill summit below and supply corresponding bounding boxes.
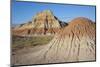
[13,10,67,36]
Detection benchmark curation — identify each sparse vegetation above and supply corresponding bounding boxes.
[12,35,54,51]
[92,23,96,28]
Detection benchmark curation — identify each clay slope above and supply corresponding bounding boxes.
[12,17,96,65]
[40,17,96,63]
[13,10,67,36]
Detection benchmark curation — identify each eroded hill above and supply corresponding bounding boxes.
[12,10,67,36]
[12,17,96,65]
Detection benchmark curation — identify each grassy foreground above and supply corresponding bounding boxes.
[12,35,53,51]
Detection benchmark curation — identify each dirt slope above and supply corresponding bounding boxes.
[12,17,96,65]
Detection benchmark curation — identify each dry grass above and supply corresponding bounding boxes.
[12,35,53,51]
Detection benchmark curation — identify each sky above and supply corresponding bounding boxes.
[12,0,96,24]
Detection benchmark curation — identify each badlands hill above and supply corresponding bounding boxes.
[12,10,67,36]
[40,17,96,63]
[12,17,96,65]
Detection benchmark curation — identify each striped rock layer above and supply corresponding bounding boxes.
[12,10,67,36]
[12,17,96,65]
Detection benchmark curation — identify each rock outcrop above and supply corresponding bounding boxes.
[12,10,67,36]
[12,17,96,65]
[39,17,96,63]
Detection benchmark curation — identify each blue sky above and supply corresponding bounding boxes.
[12,0,96,24]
